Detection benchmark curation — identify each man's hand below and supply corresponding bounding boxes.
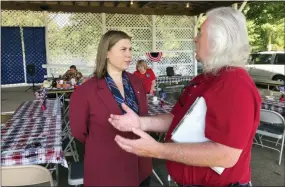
[109,103,141,132]
[115,128,162,158]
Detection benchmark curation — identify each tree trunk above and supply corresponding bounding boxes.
[267,31,272,51]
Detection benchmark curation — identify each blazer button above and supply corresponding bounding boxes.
[137,91,140,93]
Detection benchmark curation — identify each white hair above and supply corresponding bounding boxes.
[203,7,250,73]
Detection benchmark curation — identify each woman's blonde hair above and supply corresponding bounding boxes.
[136,60,148,71]
[94,30,131,78]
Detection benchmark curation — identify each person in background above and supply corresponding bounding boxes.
[69,30,152,186]
[62,65,83,82]
[108,7,261,187]
[134,60,156,95]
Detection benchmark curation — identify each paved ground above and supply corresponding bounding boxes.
[1,86,284,186]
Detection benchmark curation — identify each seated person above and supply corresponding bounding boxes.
[62,65,83,82]
[134,60,156,95]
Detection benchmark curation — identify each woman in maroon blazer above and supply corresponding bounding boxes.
[69,30,152,186]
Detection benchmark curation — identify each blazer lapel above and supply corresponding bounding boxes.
[127,73,146,115]
[96,78,123,115]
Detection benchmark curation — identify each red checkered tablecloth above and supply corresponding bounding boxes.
[262,97,285,116]
[1,99,67,167]
[148,97,173,115]
[11,100,61,118]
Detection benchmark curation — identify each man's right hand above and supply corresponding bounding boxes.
[108,103,142,132]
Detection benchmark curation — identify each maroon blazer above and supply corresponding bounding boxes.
[69,72,152,186]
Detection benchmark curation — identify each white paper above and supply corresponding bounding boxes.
[171,97,225,175]
[71,78,76,85]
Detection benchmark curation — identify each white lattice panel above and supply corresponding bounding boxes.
[156,15,194,27]
[1,10,195,78]
[106,14,151,27]
[47,12,102,75]
[105,14,152,73]
[156,40,194,51]
[156,28,194,40]
[155,15,195,76]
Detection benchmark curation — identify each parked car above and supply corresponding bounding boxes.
[247,51,285,84]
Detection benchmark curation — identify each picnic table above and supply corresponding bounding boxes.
[38,87,75,108]
[1,99,67,185]
[262,97,285,116]
[156,75,193,84]
[148,94,285,118]
[147,96,173,115]
[253,79,283,90]
[45,87,74,94]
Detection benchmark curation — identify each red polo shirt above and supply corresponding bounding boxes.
[165,67,262,186]
[134,69,156,94]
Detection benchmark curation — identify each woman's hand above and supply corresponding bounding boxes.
[108,103,141,132]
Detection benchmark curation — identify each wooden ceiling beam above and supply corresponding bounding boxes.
[76,1,89,7]
[90,1,100,7]
[127,1,132,8]
[189,1,235,15]
[114,1,120,7]
[138,1,150,8]
[1,1,238,16]
[1,1,201,16]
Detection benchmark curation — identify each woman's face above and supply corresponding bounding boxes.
[138,65,146,74]
[107,39,132,72]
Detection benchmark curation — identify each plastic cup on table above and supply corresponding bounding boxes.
[71,78,76,85]
[56,83,62,89]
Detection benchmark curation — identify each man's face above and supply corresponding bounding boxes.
[194,19,210,64]
[70,68,76,73]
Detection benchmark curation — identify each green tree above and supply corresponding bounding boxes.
[244,1,285,51]
[1,10,45,26]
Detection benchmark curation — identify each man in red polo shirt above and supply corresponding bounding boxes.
[109,7,261,187]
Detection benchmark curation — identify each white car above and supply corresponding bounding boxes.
[247,51,285,83]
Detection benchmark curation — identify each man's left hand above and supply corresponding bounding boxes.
[114,128,162,158]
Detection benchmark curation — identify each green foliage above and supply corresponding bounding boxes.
[1,11,45,26]
[244,1,285,52]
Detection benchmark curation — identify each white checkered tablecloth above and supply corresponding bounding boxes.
[1,100,67,168]
[262,97,285,116]
[46,87,74,91]
[156,76,193,85]
[11,100,61,118]
[148,97,173,115]
[37,87,74,95]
